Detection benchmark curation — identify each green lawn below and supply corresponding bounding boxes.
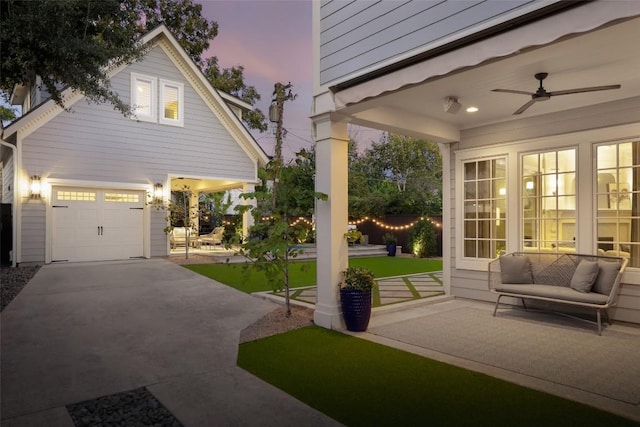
[185,256,442,294]
[238,327,636,427]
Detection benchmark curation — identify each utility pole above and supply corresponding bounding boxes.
[269,82,296,210]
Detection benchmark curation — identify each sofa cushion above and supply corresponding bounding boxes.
[592,260,622,295]
[499,256,533,284]
[570,260,599,293]
[495,284,608,305]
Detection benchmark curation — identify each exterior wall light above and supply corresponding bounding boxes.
[154,183,163,203]
[30,176,42,199]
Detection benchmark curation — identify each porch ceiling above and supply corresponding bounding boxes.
[339,17,640,141]
[170,177,245,193]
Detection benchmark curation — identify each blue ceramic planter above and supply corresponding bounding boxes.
[340,288,372,331]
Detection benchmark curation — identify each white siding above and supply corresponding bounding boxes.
[23,46,255,183]
[19,45,258,262]
[320,0,551,86]
[1,151,13,204]
[21,202,45,263]
[150,209,168,257]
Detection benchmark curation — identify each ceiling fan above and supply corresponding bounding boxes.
[492,72,621,115]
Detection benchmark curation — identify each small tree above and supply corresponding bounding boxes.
[233,156,326,317]
[165,185,200,259]
[408,218,438,258]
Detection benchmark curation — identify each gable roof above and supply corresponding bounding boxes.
[2,24,269,166]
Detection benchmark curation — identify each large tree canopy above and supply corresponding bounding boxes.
[1,0,145,115]
[0,0,266,130]
[349,134,443,216]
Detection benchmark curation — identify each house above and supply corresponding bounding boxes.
[0,25,268,266]
[311,0,640,327]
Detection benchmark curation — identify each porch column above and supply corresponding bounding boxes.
[189,191,199,236]
[242,182,255,240]
[313,113,349,329]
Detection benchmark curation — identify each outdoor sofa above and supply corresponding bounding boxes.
[199,226,225,247]
[169,227,197,249]
[489,252,628,335]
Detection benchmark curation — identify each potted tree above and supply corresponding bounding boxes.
[339,267,376,331]
[383,232,397,257]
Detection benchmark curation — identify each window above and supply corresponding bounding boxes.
[521,149,576,252]
[58,191,96,201]
[130,74,183,127]
[105,193,140,203]
[462,158,506,260]
[596,141,640,267]
[131,73,157,122]
[159,80,184,126]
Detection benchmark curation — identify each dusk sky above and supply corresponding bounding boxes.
[198,0,315,159]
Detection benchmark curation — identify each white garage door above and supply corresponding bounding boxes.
[52,187,144,262]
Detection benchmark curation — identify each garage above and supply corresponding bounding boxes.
[52,187,144,262]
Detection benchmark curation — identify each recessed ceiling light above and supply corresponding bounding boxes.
[466,106,479,113]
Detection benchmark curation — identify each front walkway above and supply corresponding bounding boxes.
[266,272,445,308]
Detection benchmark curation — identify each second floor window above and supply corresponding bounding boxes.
[159,80,184,126]
[131,73,183,127]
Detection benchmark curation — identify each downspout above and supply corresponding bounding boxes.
[0,138,18,267]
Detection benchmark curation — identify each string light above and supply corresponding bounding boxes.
[348,216,442,230]
[248,215,443,229]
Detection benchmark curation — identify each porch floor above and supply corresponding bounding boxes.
[365,299,640,422]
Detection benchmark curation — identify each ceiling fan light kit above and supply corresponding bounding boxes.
[492,72,621,115]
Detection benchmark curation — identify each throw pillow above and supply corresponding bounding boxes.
[499,256,533,284]
[570,260,599,293]
[592,260,622,295]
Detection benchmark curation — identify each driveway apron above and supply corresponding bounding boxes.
[1,259,338,426]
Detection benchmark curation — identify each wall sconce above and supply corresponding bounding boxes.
[153,183,163,203]
[29,176,42,199]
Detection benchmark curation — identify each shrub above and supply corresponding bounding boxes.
[408,219,438,258]
[339,267,376,292]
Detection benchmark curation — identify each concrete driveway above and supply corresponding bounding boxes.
[1,259,338,426]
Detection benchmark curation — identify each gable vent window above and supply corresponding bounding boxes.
[131,73,183,127]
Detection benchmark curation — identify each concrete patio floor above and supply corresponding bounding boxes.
[359,298,640,423]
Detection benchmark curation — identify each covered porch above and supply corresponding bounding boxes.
[311,5,640,328]
[166,175,257,253]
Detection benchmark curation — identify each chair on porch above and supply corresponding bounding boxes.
[200,226,225,248]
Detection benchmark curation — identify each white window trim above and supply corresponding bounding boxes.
[455,152,510,271]
[131,73,157,123]
[454,123,640,281]
[159,79,184,127]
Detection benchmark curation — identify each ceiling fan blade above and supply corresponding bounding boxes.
[548,84,621,96]
[513,99,537,115]
[492,89,534,96]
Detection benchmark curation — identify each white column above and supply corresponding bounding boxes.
[242,182,255,240]
[438,142,452,296]
[189,191,199,236]
[313,113,349,329]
